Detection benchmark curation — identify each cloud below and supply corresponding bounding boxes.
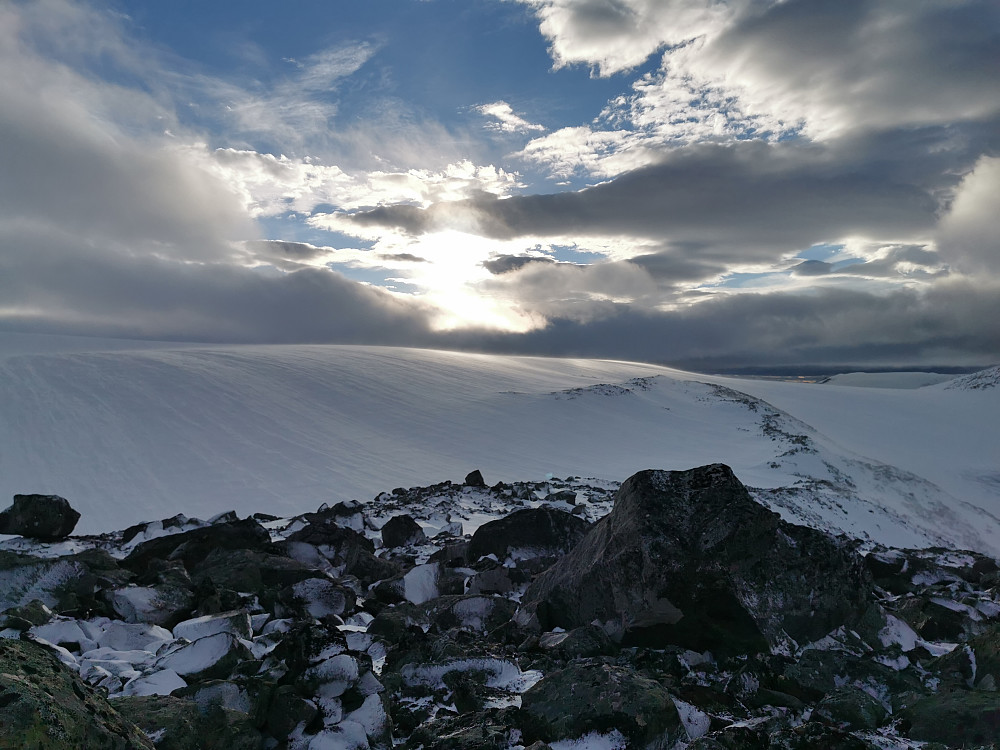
[482,255,557,275]
[209,148,521,219]
[476,101,545,133]
[345,132,962,263]
[937,156,1000,276]
[520,1,1000,140]
[444,279,1000,368]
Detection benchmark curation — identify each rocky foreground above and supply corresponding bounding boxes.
[1,465,1000,749]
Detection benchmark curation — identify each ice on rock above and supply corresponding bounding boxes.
[122,668,187,697]
[173,610,252,641]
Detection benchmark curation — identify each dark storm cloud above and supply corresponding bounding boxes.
[0,225,436,344]
[443,281,1000,369]
[346,123,992,260]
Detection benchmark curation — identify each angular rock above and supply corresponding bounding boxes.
[111,583,195,628]
[381,514,427,548]
[0,638,154,749]
[521,465,873,654]
[464,470,486,488]
[467,507,590,563]
[155,632,250,683]
[173,610,252,642]
[0,494,80,540]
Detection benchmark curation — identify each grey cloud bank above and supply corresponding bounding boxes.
[0,0,998,370]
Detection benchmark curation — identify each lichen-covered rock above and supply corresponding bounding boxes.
[113,694,265,749]
[518,660,683,748]
[0,638,154,749]
[0,494,81,540]
[521,465,873,654]
[467,507,590,564]
[900,689,1000,746]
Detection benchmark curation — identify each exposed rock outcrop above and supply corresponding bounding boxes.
[520,464,873,654]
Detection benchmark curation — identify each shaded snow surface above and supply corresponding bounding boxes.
[0,336,997,554]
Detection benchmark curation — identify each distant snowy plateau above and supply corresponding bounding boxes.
[0,332,997,554]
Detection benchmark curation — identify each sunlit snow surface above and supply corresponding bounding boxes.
[0,334,996,554]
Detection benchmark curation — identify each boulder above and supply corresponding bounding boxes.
[467,507,590,563]
[0,638,154,749]
[381,515,428,548]
[520,465,873,655]
[122,518,271,572]
[900,689,1000,746]
[464,470,487,488]
[0,494,80,540]
[519,660,683,747]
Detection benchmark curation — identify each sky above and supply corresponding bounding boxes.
[1,0,998,369]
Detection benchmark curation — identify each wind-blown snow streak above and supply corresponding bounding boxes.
[0,335,996,553]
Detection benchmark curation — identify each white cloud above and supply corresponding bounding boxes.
[476,101,545,133]
[519,0,1000,147]
[937,156,1000,276]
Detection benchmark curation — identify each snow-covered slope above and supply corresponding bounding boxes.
[0,335,997,554]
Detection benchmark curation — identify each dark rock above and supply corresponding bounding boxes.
[286,522,374,556]
[403,708,517,750]
[467,507,590,563]
[0,548,129,617]
[768,722,876,749]
[900,689,1000,746]
[264,684,319,738]
[420,595,518,635]
[519,660,683,747]
[464,470,486,487]
[113,694,265,749]
[543,489,577,505]
[382,515,428,548]
[429,540,470,568]
[536,624,616,658]
[0,494,80,540]
[521,465,872,655]
[812,686,888,731]
[1,599,53,628]
[123,519,271,572]
[0,638,154,749]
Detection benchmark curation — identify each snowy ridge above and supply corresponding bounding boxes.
[0,339,997,555]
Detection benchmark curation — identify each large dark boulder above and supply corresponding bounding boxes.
[467,507,590,563]
[520,465,873,655]
[381,515,427,548]
[0,494,80,540]
[0,638,154,749]
[123,518,271,572]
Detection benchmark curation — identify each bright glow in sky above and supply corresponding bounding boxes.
[1,0,998,367]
